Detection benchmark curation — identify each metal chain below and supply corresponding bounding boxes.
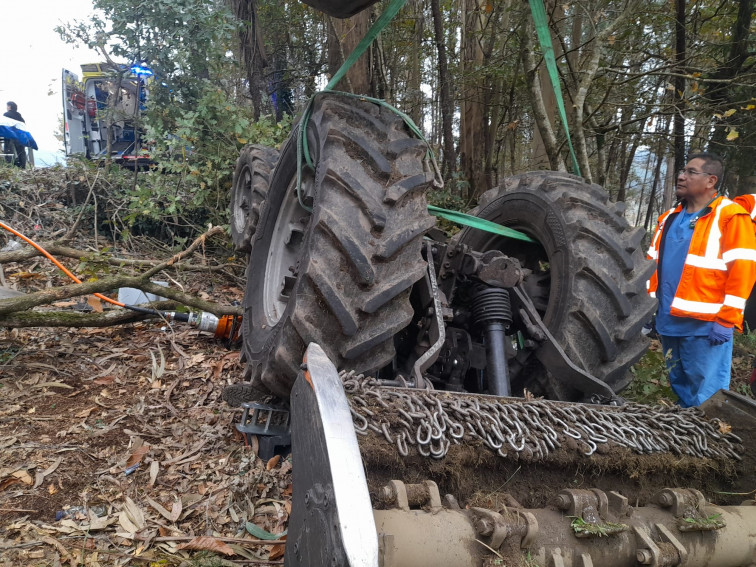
[340,371,743,462]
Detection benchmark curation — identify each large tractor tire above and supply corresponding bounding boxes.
[456,172,657,400]
[230,145,279,252]
[227,96,436,401]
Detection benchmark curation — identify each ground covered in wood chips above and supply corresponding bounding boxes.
[1,167,289,566]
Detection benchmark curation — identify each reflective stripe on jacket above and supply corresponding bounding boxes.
[647,195,756,330]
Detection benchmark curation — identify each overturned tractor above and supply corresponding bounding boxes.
[225,94,756,567]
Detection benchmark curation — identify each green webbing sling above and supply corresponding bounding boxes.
[528,0,582,177]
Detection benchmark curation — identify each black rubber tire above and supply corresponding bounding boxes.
[456,172,657,399]
[237,95,436,398]
[230,145,279,252]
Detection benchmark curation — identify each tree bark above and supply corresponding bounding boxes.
[532,1,561,170]
[0,227,240,320]
[406,0,425,127]
[570,1,638,183]
[672,0,686,174]
[430,0,456,179]
[459,0,488,198]
[228,0,268,120]
[0,302,177,328]
[328,11,372,94]
[706,0,754,154]
[521,17,565,172]
[0,275,242,318]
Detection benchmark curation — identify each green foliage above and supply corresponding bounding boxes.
[428,171,474,212]
[569,516,628,537]
[624,345,678,405]
[123,106,290,236]
[678,512,726,531]
[57,0,292,240]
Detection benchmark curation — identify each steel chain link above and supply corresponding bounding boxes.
[341,371,743,462]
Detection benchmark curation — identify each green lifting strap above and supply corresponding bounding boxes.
[428,205,535,243]
[293,0,536,245]
[528,0,582,177]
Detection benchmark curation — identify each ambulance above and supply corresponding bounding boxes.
[62,63,152,168]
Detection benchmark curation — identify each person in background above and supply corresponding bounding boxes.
[647,152,756,406]
[3,101,27,168]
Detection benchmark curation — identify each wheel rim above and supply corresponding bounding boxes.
[233,167,252,234]
[262,177,310,327]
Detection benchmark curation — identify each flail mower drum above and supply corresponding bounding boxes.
[289,343,756,567]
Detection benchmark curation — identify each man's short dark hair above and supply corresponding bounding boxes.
[688,151,724,189]
[6,101,17,112]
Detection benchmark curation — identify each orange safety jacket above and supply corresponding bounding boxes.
[647,195,756,330]
[734,194,756,221]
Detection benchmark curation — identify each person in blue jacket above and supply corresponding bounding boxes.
[3,101,27,168]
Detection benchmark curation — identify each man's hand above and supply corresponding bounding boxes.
[708,322,733,345]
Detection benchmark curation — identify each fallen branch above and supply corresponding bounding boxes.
[142,225,226,278]
[0,276,241,318]
[0,227,242,322]
[0,241,233,272]
[0,301,176,328]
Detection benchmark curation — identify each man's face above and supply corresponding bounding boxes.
[676,158,717,201]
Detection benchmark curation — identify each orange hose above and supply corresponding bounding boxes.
[0,220,126,308]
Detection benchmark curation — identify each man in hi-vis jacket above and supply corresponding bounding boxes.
[647,152,756,406]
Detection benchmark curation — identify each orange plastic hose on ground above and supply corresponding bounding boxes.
[0,220,126,308]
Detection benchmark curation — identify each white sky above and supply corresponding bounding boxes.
[1,0,101,166]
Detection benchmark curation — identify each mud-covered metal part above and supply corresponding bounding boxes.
[513,286,617,402]
[286,343,378,567]
[372,484,756,567]
[410,242,446,387]
[700,390,756,498]
[235,402,291,461]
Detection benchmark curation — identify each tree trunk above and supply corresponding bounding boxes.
[459,0,488,199]
[520,16,565,172]
[532,1,561,170]
[328,11,372,94]
[672,0,686,174]
[706,0,754,153]
[643,117,672,232]
[430,0,456,179]
[406,0,424,127]
[228,0,267,120]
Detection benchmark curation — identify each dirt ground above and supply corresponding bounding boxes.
[1,167,290,566]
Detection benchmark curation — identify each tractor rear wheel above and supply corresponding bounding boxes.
[225,95,435,402]
[230,145,279,252]
[456,172,656,400]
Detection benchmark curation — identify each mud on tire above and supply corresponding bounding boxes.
[230,145,279,252]
[237,96,436,398]
[457,172,657,399]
